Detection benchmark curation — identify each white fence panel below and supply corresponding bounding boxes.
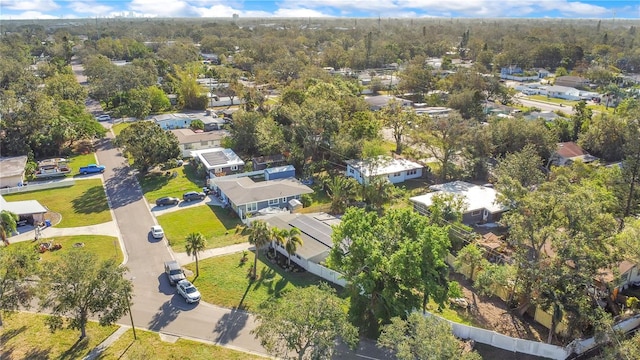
[306,261,347,287]
[1,180,75,195]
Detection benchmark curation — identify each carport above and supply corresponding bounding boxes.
[0,195,48,226]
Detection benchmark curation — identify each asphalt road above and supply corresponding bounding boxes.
[514,96,576,115]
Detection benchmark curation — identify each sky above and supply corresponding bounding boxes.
[0,0,638,20]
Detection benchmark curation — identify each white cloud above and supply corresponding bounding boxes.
[279,0,399,13]
[273,8,333,17]
[127,0,201,17]
[68,1,114,15]
[0,10,59,19]
[1,0,59,11]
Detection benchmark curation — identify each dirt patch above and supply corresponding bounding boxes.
[45,212,62,226]
[450,272,550,343]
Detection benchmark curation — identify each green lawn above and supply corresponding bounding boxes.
[140,163,205,203]
[67,153,98,174]
[100,328,266,360]
[3,179,111,228]
[426,300,477,327]
[527,95,578,106]
[12,235,123,264]
[0,311,118,360]
[157,205,246,251]
[185,252,327,311]
[111,122,132,137]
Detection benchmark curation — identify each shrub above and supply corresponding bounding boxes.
[300,194,312,207]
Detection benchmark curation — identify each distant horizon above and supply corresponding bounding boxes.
[1,0,638,20]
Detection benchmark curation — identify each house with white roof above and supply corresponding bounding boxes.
[345,156,423,185]
[191,148,245,178]
[0,194,48,226]
[410,181,509,225]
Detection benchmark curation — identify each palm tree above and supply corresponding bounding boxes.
[248,220,270,279]
[0,210,18,246]
[185,232,207,281]
[270,227,286,259]
[325,175,357,214]
[283,228,303,267]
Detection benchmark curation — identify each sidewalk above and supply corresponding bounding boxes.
[173,242,253,265]
[9,221,120,244]
[83,325,130,360]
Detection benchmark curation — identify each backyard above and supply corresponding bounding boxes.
[157,205,246,251]
[3,179,112,228]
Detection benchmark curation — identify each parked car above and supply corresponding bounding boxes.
[176,279,201,303]
[156,197,179,206]
[150,225,164,239]
[79,164,106,174]
[183,191,206,202]
[96,114,111,122]
[164,260,186,286]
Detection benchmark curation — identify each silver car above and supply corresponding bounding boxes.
[176,279,201,303]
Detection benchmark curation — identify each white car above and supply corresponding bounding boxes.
[96,114,111,122]
[151,225,164,239]
[176,279,201,303]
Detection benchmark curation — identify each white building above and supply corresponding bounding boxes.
[346,157,423,185]
[191,148,245,178]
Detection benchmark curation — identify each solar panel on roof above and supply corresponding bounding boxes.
[289,216,333,247]
[202,152,230,166]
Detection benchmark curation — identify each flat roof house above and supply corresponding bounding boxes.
[346,157,423,185]
[364,95,413,111]
[0,155,28,188]
[0,194,47,226]
[212,177,313,222]
[152,113,223,131]
[410,181,509,225]
[170,129,229,158]
[191,148,245,178]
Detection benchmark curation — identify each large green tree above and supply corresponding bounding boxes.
[252,284,358,360]
[0,245,39,327]
[328,208,450,334]
[39,251,132,339]
[378,312,481,360]
[114,121,180,172]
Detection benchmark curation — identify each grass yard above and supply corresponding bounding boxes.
[12,235,123,264]
[100,328,266,360]
[140,163,205,203]
[157,205,246,251]
[0,311,118,360]
[426,300,476,327]
[185,252,327,311]
[527,95,578,107]
[111,122,132,137]
[66,153,98,174]
[3,179,111,228]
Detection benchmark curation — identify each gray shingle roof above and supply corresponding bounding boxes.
[0,156,28,178]
[214,177,313,205]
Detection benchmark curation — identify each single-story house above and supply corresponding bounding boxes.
[550,142,599,166]
[211,177,313,221]
[0,155,28,188]
[200,53,220,65]
[524,111,563,122]
[544,85,582,100]
[263,212,341,269]
[609,261,640,291]
[252,154,287,171]
[554,76,590,89]
[0,194,47,226]
[346,156,423,185]
[410,181,509,225]
[170,129,229,158]
[152,112,222,131]
[364,95,413,111]
[191,148,245,178]
[414,107,453,117]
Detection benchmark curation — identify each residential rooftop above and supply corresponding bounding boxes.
[410,181,507,214]
[346,157,423,177]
